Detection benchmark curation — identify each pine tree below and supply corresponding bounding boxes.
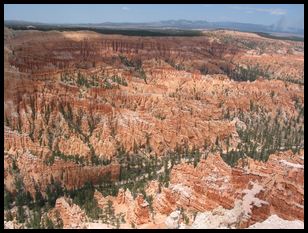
[215,137,219,147]
[116,217,120,229]
[17,206,25,223]
[26,191,33,206]
[193,150,198,168]
[12,159,19,172]
[35,185,45,208]
[44,216,54,229]
[55,211,63,229]
[15,176,26,207]
[29,209,42,229]
[5,210,13,221]
[4,190,11,210]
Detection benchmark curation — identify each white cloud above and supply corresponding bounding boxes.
[255,8,286,15]
[121,6,130,11]
[270,9,287,15]
[230,5,287,15]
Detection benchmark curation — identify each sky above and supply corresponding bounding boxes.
[4,4,304,29]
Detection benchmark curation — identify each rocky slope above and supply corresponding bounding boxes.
[150,149,304,228]
[4,27,304,229]
[33,149,303,229]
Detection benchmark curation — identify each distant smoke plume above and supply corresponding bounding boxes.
[296,17,304,29]
[275,16,288,30]
[274,15,304,34]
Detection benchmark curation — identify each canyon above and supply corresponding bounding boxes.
[4,27,304,229]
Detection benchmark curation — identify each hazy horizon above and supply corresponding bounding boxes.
[4,4,304,29]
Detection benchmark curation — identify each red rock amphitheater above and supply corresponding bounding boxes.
[4,27,304,229]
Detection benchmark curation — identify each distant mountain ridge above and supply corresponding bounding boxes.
[4,19,304,37]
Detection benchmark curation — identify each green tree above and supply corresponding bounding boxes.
[26,191,33,206]
[28,209,42,229]
[44,216,55,229]
[193,149,200,168]
[46,180,63,207]
[5,210,13,221]
[34,185,45,208]
[215,137,219,147]
[116,217,121,229]
[4,190,12,210]
[158,182,162,193]
[183,213,189,225]
[84,198,101,220]
[55,210,63,229]
[12,159,19,172]
[15,176,26,207]
[17,206,25,223]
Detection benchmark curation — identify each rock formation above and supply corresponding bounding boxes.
[150,150,304,228]
[4,148,120,196]
[165,210,181,229]
[50,197,87,229]
[4,27,304,229]
[248,214,304,229]
[128,194,151,225]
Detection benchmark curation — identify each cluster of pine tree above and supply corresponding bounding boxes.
[164,58,186,71]
[228,64,270,82]
[111,75,128,86]
[66,70,130,89]
[118,55,147,83]
[99,200,125,228]
[5,172,63,228]
[221,99,304,166]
